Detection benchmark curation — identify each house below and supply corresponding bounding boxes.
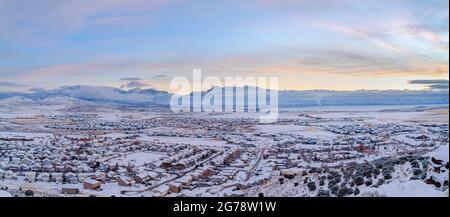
[176,175,193,187]
[160,161,172,169]
[283,169,299,179]
[25,172,36,182]
[211,175,225,184]
[200,166,214,178]
[37,173,50,182]
[153,185,169,197]
[133,172,148,184]
[83,178,101,190]
[65,172,78,184]
[4,170,17,180]
[223,189,245,197]
[55,165,65,172]
[93,172,107,182]
[62,184,80,195]
[174,162,187,170]
[134,170,158,183]
[168,182,182,193]
[117,176,135,186]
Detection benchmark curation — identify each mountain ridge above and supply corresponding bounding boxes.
[0,85,448,107]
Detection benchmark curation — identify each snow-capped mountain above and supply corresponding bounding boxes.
[28,85,171,106]
[277,89,449,107]
[0,96,35,105]
[0,85,448,108]
[189,86,449,107]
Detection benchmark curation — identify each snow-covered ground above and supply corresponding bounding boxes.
[361,180,447,197]
[0,105,447,197]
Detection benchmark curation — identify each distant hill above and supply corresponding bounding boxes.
[0,85,448,108]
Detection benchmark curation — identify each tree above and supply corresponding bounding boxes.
[25,189,34,197]
[354,187,360,196]
[354,176,364,186]
[307,181,316,191]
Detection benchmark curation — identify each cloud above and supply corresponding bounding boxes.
[28,87,46,92]
[20,60,144,83]
[0,81,26,87]
[315,21,403,52]
[0,0,182,42]
[408,79,449,85]
[428,83,449,90]
[153,74,167,78]
[200,48,448,77]
[120,81,151,89]
[120,77,142,81]
[393,23,449,52]
[408,79,449,90]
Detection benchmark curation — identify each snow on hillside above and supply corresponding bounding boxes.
[0,96,35,105]
[1,85,448,107]
[0,190,12,197]
[361,180,447,197]
[39,96,87,105]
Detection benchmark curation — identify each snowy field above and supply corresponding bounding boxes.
[109,152,166,167]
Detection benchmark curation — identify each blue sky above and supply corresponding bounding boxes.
[0,0,448,92]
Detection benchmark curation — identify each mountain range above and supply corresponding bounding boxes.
[0,85,448,108]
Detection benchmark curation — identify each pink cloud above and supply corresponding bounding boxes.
[315,21,403,52]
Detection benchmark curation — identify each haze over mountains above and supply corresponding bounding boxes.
[0,85,448,108]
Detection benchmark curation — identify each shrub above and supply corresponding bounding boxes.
[316,189,331,197]
[354,187,360,196]
[420,172,427,180]
[337,187,349,197]
[331,185,339,195]
[376,178,385,186]
[307,181,316,191]
[347,188,354,195]
[363,169,373,178]
[384,174,392,180]
[373,168,381,176]
[354,176,364,186]
[413,169,422,176]
[410,176,420,181]
[24,190,34,197]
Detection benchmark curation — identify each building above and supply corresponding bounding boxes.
[83,178,101,190]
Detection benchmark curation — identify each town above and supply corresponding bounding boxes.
[0,108,448,197]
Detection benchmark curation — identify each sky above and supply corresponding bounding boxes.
[0,0,448,93]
